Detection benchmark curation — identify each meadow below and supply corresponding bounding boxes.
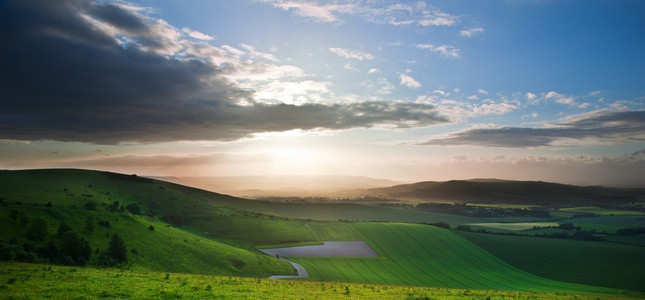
[3,262,636,300]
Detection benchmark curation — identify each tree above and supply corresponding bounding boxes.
[106,233,127,264]
[59,231,91,265]
[125,203,141,215]
[18,210,30,226]
[57,222,73,238]
[27,217,48,241]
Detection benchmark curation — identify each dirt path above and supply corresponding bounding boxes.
[268,258,309,279]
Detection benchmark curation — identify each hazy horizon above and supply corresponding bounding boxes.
[2,0,644,188]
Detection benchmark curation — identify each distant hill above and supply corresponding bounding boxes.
[151,175,403,198]
[367,179,645,206]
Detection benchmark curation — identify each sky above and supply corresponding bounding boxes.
[1,0,645,187]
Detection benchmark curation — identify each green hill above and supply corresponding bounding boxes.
[0,169,294,276]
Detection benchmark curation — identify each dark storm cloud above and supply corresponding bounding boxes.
[0,0,446,144]
[420,110,645,148]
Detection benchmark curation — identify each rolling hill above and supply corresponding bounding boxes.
[367,179,645,206]
[0,169,295,276]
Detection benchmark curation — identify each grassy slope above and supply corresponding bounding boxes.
[292,222,632,296]
[0,262,638,300]
[0,169,293,276]
[455,230,645,292]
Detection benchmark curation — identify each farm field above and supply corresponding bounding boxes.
[2,262,634,300]
[456,230,645,292]
[290,222,630,295]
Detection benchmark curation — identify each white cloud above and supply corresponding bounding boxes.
[344,62,359,71]
[525,92,537,100]
[399,73,421,89]
[545,91,561,99]
[368,68,380,75]
[417,44,460,59]
[262,0,342,23]
[182,27,215,41]
[478,89,488,95]
[545,91,577,106]
[240,43,280,62]
[459,27,483,37]
[329,47,374,60]
[221,45,245,57]
[590,90,602,96]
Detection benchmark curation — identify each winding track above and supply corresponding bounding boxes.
[268,258,309,279]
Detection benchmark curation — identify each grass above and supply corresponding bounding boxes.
[290,223,630,295]
[305,222,362,241]
[0,262,638,300]
[456,230,645,292]
[188,216,317,245]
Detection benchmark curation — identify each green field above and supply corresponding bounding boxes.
[291,223,629,295]
[456,231,645,292]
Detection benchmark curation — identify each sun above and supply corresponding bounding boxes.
[268,148,322,175]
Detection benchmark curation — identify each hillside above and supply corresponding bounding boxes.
[367,179,645,206]
[0,169,295,276]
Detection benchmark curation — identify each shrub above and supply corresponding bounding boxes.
[59,231,91,266]
[57,222,73,238]
[18,210,30,226]
[104,233,127,265]
[125,203,141,215]
[27,217,48,241]
[84,201,97,211]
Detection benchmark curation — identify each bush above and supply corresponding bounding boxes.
[59,231,91,266]
[125,203,141,215]
[27,217,48,241]
[57,222,73,238]
[0,241,36,262]
[103,233,127,265]
[84,201,97,211]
